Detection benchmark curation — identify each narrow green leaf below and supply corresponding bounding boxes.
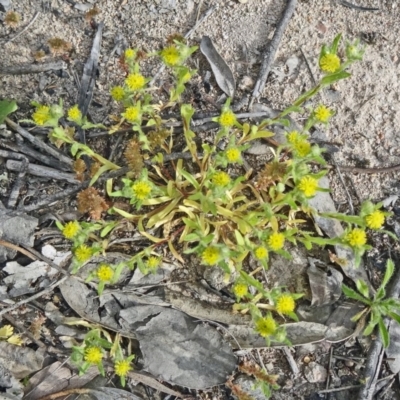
[0,99,18,123]
[387,312,400,326]
[381,259,395,290]
[363,320,377,336]
[378,319,389,348]
[342,284,370,304]
[356,279,370,299]
[321,71,351,86]
[331,33,342,54]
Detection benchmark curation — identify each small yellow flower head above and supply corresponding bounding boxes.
[115,359,132,377]
[254,246,268,260]
[298,176,319,197]
[219,110,237,127]
[132,181,152,200]
[345,228,367,247]
[276,294,295,315]
[365,210,385,230]
[319,53,341,73]
[125,73,146,91]
[32,105,51,126]
[294,140,311,157]
[84,346,103,364]
[314,105,332,123]
[7,335,23,346]
[160,46,180,66]
[146,256,161,270]
[212,171,231,187]
[233,283,248,299]
[74,244,92,262]
[111,86,125,101]
[268,232,285,251]
[124,105,141,123]
[68,105,82,122]
[255,315,277,337]
[287,130,300,144]
[0,325,13,338]
[225,148,241,163]
[62,221,81,239]
[96,264,114,282]
[202,247,221,265]
[124,48,136,59]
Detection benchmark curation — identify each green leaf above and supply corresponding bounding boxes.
[380,259,395,290]
[387,312,400,326]
[342,284,370,304]
[320,70,351,86]
[356,279,370,299]
[363,320,377,336]
[0,99,17,124]
[331,33,342,54]
[378,318,389,348]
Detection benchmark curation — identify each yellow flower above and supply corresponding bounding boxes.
[287,130,300,144]
[125,73,146,91]
[115,359,132,376]
[293,140,311,157]
[268,232,285,251]
[233,283,248,298]
[255,314,277,337]
[225,148,241,163]
[0,325,13,338]
[254,246,268,260]
[345,228,367,247]
[111,86,125,101]
[314,105,332,122]
[124,48,136,59]
[319,53,341,73]
[212,171,231,186]
[62,221,81,239]
[132,181,152,200]
[7,335,23,346]
[219,110,236,127]
[276,294,295,315]
[365,210,385,230]
[84,346,103,364]
[146,256,161,270]
[202,247,221,265]
[160,46,180,66]
[97,264,114,282]
[74,244,92,262]
[124,106,141,123]
[298,176,319,197]
[32,105,51,126]
[68,105,82,122]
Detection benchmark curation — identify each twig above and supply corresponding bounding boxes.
[248,0,297,109]
[150,4,217,86]
[337,0,379,11]
[0,239,36,261]
[282,347,299,375]
[3,11,40,44]
[299,46,317,86]
[357,257,400,400]
[325,345,333,390]
[335,163,400,174]
[6,159,80,184]
[319,384,360,394]
[0,276,69,318]
[5,118,73,168]
[0,60,66,75]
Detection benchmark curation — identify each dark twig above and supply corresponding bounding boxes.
[335,163,400,174]
[2,11,40,44]
[337,0,379,11]
[249,0,297,109]
[0,61,66,75]
[357,258,400,400]
[5,118,73,168]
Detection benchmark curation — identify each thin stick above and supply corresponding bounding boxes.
[3,11,40,44]
[0,61,66,75]
[336,163,400,174]
[0,276,68,318]
[282,347,299,375]
[249,0,297,109]
[318,384,360,394]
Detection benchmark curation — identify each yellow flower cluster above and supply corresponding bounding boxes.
[124,48,136,59]
[32,105,51,126]
[68,105,82,122]
[298,176,318,197]
[268,232,285,251]
[287,131,311,157]
[125,73,146,91]
[62,221,81,239]
[212,171,231,186]
[132,181,152,200]
[74,244,92,262]
[365,210,385,230]
[124,105,141,123]
[202,247,220,265]
[160,46,180,66]
[254,246,268,260]
[225,148,241,163]
[319,53,341,73]
[233,283,248,298]
[111,86,125,101]
[219,110,236,127]
[84,346,103,364]
[314,105,332,123]
[255,314,277,337]
[276,294,295,315]
[146,256,161,270]
[114,359,132,376]
[97,264,114,282]
[345,228,367,247]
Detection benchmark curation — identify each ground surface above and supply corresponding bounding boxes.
[1,0,400,399]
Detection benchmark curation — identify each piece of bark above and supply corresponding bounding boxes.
[0,61,66,75]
